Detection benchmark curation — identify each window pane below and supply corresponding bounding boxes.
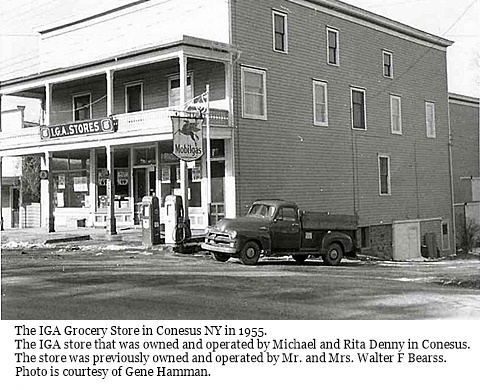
[314,83,327,125]
[274,14,285,34]
[127,84,142,112]
[74,95,90,121]
[379,157,389,194]
[243,69,266,118]
[352,90,365,129]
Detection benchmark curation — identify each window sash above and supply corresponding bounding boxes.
[327,28,339,65]
[313,81,328,126]
[383,51,393,77]
[169,75,193,107]
[126,83,143,113]
[242,67,267,119]
[351,89,366,129]
[273,12,287,52]
[378,156,390,195]
[390,95,402,134]
[426,102,436,138]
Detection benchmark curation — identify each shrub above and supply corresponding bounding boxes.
[457,218,480,254]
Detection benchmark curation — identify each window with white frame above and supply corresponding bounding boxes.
[125,82,143,113]
[425,101,436,138]
[73,93,91,121]
[168,74,193,107]
[378,155,391,195]
[383,50,393,78]
[272,10,288,53]
[351,88,366,130]
[241,66,267,120]
[326,27,339,66]
[390,95,402,134]
[313,80,328,126]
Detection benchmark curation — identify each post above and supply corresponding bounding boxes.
[106,145,117,235]
[41,152,55,232]
[179,54,189,221]
[205,84,211,223]
[106,69,114,116]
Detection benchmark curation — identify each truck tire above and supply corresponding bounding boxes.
[292,255,308,263]
[212,252,230,262]
[241,241,261,265]
[323,243,343,266]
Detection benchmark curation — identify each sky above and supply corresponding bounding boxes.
[0,0,478,121]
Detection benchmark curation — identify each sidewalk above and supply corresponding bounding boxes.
[0,226,206,252]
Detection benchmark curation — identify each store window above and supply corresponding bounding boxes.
[52,151,90,208]
[134,147,156,165]
[73,93,91,121]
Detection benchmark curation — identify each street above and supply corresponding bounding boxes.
[1,246,479,320]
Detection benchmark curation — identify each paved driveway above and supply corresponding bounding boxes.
[1,247,479,320]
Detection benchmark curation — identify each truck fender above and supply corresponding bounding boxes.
[321,231,354,254]
[238,233,272,255]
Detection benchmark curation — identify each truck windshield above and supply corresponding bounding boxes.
[247,204,276,219]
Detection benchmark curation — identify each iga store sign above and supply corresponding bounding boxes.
[171,115,204,161]
[40,118,116,140]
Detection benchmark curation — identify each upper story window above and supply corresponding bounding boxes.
[125,82,143,113]
[169,74,193,107]
[390,95,402,135]
[326,27,339,66]
[272,10,288,53]
[425,101,436,138]
[73,93,91,121]
[313,80,328,126]
[378,155,391,195]
[383,51,393,78]
[241,66,267,120]
[351,88,366,130]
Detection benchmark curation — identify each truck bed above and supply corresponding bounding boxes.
[301,211,357,231]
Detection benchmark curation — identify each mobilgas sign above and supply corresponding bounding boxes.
[40,118,116,140]
[171,115,204,161]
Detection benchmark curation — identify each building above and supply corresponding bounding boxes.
[0,0,455,258]
[1,106,40,229]
[449,93,480,238]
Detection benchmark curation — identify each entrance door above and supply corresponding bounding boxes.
[11,187,20,228]
[393,222,420,260]
[133,167,156,224]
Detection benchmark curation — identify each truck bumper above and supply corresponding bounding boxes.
[201,243,238,254]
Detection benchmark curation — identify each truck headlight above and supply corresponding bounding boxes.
[229,230,237,239]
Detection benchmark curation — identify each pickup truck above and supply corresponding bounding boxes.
[202,200,357,266]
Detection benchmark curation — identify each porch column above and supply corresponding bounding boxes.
[89,149,96,227]
[41,152,55,232]
[155,142,161,198]
[106,69,114,116]
[179,54,189,220]
[0,156,3,231]
[45,83,52,125]
[106,145,117,235]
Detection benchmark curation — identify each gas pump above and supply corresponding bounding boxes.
[164,195,191,244]
[141,196,161,247]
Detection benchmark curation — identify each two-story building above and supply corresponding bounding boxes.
[0,0,455,259]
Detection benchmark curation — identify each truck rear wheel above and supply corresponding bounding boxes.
[212,252,230,262]
[323,243,343,266]
[241,241,260,265]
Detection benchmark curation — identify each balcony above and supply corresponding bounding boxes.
[0,108,230,155]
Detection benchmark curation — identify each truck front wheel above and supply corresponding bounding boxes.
[241,241,261,265]
[323,243,343,266]
[212,252,230,262]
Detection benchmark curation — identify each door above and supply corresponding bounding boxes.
[393,222,420,260]
[133,167,156,224]
[11,187,20,228]
[270,206,301,250]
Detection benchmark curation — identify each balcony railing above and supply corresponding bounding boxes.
[0,107,230,153]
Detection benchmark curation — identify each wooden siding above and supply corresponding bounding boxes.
[450,98,480,204]
[231,0,453,251]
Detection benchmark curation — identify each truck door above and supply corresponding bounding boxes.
[271,206,301,250]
